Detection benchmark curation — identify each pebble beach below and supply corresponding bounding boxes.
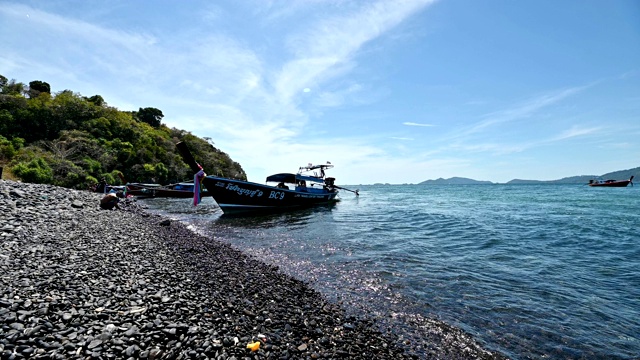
[0,180,506,359]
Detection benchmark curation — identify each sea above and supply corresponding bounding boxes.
[138,184,640,359]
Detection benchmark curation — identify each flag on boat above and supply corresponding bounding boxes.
[193,164,206,206]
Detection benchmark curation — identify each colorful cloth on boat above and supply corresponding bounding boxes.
[193,166,206,206]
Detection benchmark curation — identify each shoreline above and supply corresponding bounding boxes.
[1,180,506,359]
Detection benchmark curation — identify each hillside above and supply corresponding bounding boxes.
[0,74,246,188]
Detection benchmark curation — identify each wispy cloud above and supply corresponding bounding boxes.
[403,122,434,127]
[449,142,530,155]
[391,137,414,140]
[429,85,593,158]
[550,125,602,141]
[314,84,364,108]
[274,0,436,104]
[464,86,589,136]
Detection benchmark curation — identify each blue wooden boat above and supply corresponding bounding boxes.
[176,142,357,213]
[201,164,339,213]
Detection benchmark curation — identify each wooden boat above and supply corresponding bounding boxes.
[126,182,210,198]
[588,176,634,187]
[176,142,358,213]
[200,166,339,213]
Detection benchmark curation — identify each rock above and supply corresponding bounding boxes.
[0,180,504,360]
[149,348,162,360]
[9,323,25,331]
[9,189,25,198]
[87,339,103,349]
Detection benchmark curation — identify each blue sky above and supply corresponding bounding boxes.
[1,0,639,184]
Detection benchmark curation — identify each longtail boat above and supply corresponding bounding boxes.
[176,142,358,213]
[588,176,634,187]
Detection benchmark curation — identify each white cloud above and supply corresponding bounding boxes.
[403,122,434,127]
[274,0,435,103]
[551,126,602,141]
[391,137,414,140]
[466,86,588,135]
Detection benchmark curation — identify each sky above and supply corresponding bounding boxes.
[1,0,639,184]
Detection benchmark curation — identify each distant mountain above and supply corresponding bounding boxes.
[418,166,639,185]
[506,166,639,184]
[506,176,595,185]
[418,177,493,185]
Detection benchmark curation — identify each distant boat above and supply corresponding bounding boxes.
[588,176,634,187]
[126,182,210,198]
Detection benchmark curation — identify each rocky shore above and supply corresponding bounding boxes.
[1,180,506,359]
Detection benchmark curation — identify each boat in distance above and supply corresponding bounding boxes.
[588,176,634,187]
[175,141,358,213]
[126,182,210,199]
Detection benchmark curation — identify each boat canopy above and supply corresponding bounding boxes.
[266,173,324,184]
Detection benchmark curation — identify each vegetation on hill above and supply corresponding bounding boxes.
[0,74,246,189]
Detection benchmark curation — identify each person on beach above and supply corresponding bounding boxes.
[100,191,122,210]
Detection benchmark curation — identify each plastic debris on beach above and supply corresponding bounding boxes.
[247,341,260,352]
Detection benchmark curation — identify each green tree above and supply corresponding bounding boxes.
[136,107,163,128]
[85,95,105,106]
[51,90,99,131]
[50,158,87,188]
[154,162,168,183]
[1,78,25,96]
[28,80,51,98]
[0,109,15,136]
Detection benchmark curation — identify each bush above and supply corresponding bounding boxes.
[85,175,98,190]
[12,157,53,184]
[0,137,17,161]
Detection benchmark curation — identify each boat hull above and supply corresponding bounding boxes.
[201,176,338,212]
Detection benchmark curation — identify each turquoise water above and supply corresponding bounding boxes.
[141,184,640,359]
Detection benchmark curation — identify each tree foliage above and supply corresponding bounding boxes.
[0,76,25,96]
[28,80,51,98]
[11,156,54,184]
[0,74,246,188]
[136,107,164,128]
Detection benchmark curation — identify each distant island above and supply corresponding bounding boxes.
[419,166,639,185]
[419,177,493,185]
